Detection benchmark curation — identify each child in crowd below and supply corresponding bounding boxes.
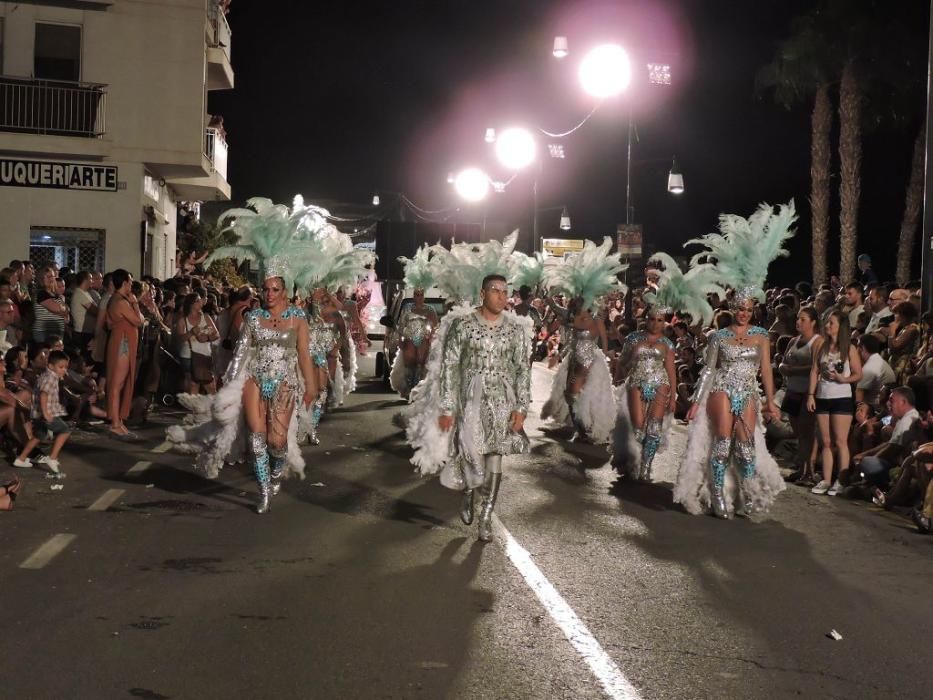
[13,350,71,476]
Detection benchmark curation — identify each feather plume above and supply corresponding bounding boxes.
[643,253,726,327]
[430,231,518,304]
[542,237,628,312]
[685,200,797,301]
[509,249,546,292]
[398,245,435,290]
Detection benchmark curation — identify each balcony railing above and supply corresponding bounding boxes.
[205,127,228,180]
[0,76,107,138]
[208,2,232,61]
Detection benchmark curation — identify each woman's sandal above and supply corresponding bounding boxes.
[871,488,887,508]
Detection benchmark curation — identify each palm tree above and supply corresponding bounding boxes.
[756,10,836,285]
[897,129,925,286]
[837,59,861,284]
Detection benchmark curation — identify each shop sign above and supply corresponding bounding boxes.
[0,158,118,192]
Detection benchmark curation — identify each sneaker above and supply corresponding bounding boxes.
[34,454,49,464]
[827,480,843,496]
[12,458,32,468]
[811,480,831,495]
[44,458,61,475]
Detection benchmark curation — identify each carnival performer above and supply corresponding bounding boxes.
[167,198,319,514]
[391,245,439,399]
[541,238,627,444]
[404,233,532,542]
[305,288,343,443]
[675,201,796,518]
[613,253,723,481]
[510,250,546,355]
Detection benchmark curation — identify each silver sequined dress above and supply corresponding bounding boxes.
[226,306,306,401]
[622,331,674,403]
[440,311,531,460]
[692,327,768,415]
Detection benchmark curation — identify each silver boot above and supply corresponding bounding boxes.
[477,472,502,542]
[638,417,662,482]
[709,436,731,519]
[269,446,286,497]
[459,489,475,525]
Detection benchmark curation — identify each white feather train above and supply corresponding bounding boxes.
[673,392,786,516]
[540,350,616,444]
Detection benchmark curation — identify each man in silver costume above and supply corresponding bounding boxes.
[438,274,532,542]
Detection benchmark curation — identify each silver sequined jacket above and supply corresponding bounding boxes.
[439,311,532,456]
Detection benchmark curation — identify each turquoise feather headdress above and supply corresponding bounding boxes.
[685,200,797,304]
[542,237,628,313]
[398,245,435,291]
[643,253,726,327]
[429,230,518,305]
[206,196,318,292]
[509,249,546,293]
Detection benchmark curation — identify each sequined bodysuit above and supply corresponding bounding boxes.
[440,311,531,458]
[308,314,341,368]
[567,327,598,371]
[623,331,674,403]
[692,327,768,415]
[399,309,434,348]
[225,306,306,401]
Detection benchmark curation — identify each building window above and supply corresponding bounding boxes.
[34,23,81,82]
[30,227,105,272]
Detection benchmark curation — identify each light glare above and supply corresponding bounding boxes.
[579,44,632,98]
[553,36,569,58]
[495,127,537,170]
[454,168,490,202]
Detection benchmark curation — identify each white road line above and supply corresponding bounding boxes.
[19,534,77,570]
[87,488,125,512]
[493,514,642,700]
[151,441,172,454]
[127,460,152,476]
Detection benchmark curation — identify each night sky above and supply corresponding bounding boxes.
[209,0,929,285]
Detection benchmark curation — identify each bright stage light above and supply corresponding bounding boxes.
[559,206,571,231]
[494,127,537,171]
[485,127,497,143]
[454,168,490,202]
[579,44,632,98]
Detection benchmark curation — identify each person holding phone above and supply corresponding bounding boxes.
[807,310,863,495]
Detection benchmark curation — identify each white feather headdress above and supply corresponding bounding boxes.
[685,200,797,303]
[398,245,435,291]
[509,249,546,293]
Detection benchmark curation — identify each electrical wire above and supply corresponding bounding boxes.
[536,102,602,138]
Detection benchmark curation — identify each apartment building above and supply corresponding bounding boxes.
[0,0,233,279]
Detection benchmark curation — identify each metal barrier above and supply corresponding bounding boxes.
[0,76,107,138]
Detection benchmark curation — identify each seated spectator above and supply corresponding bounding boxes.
[882,301,921,384]
[865,284,893,335]
[769,303,796,340]
[13,349,71,476]
[852,386,922,487]
[62,350,107,424]
[0,298,19,352]
[874,441,933,513]
[856,335,895,410]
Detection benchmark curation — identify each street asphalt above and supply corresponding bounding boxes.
[1,357,931,700]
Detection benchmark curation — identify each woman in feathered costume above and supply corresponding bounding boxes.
[613,253,724,481]
[390,245,440,399]
[403,232,533,542]
[509,249,546,343]
[675,201,796,518]
[541,237,627,444]
[166,197,320,514]
[294,213,375,439]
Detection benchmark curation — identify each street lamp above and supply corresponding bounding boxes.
[495,127,537,171]
[372,194,380,206]
[560,206,571,230]
[667,158,684,195]
[453,167,490,202]
[552,36,569,59]
[484,127,497,143]
[579,44,632,98]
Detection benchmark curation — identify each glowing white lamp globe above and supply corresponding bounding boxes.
[553,36,569,58]
[495,127,537,171]
[579,44,632,98]
[454,168,490,202]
